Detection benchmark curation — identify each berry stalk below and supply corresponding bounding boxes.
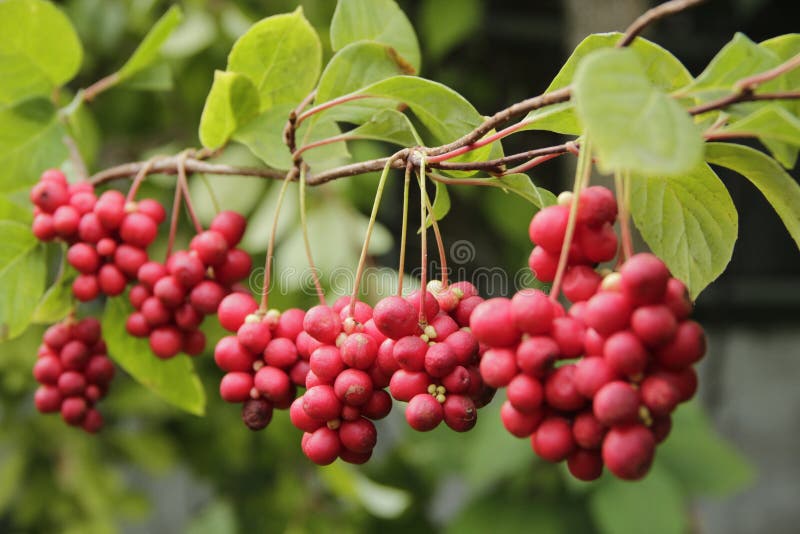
[417,154,429,324]
[397,161,413,296]
[176,153,203,235]
[259,172,294,313]
[299,164,326,305]
[423,183,448,287]
[615,170,634,264]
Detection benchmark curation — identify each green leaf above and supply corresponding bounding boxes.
[0,0,83,105]
[0,195,33,223]
[343,109,422,147]
[117,5,182,82]
[705,142,800,250]
[102,296,206,416]
[659,402,754,496]
[227,8,322,111]
[420,0,481,62]
[185,501,237,534]
[235,104,350,171]
[315,41,415,124]
[0,221,46,341]
[199,71,261,150]
[629,162,738,298]
[118,62,173,92]
[319,463,411,519]
[525,32,692,135]
[716,105,800,168]
[425,182,450,228]
[485,174,558,209]
[330,0,420,72]
[683,33,784,104]
[589,466,686,534]
[0,98,68,193]
[32,264,76,325]
[573,48,703,176]
[760,34,800,117]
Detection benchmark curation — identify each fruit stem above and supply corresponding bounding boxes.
[349,150,405,318]
[418,154,429,325]
[176,152,204,234]
[165,168,184,259]
[423,183,448,287]
[299,163,326,305]
[614,170,634,266]
[397,161,412,296]
[199,174,221,215]
[259,172,294,313]
[550,138,593,301]
[125,156,160,203]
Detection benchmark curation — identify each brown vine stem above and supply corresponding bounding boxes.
[501,152,565,176]
[616,0,707,48]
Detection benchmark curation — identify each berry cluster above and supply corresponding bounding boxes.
[471,185,705,481]
[30,169,165,301]
[528,186,618,302]
[374,282,492,433]
[126,211,251,358]
[32,318,115,433]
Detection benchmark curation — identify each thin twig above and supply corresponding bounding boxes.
[63,135,89,182]
[616,0,707,48]
[83,73,121,102]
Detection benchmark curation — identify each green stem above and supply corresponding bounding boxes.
[417,154,429,324]
[259,172,294,313]
[423,183,448,287]
[397,161,412,296]
[299,164,326,305]
[200,174,221,215]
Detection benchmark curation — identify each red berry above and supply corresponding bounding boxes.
[114,244,148,279]
[528,246,559,282]
[85,356,115,385]
[72,274,100,301]
[334,369,373,406]
[551,316,585,358]
[428,313,458,341]
[406,290,440,323]
[32,214,56,240]
[302,427,341,465]
[500,400,543,437]
[31,180,69,213]
[651,415,672,443]
[74,318,101,345]
[373,296,418,339]
[219,372,254,403]
[302,385,342,422]
[210,211,247,247]
[174,303,203,331]
[34,385,63,413]
[405,393,444,431]
[392,335,427,372]
[94,191,126,229]
[70,191,96,215]
[136,199,166,224]
[655,320,706,370]
[576,223,618,263]
[236,319,271,354]
[577,186,617,227]
[583,291,632,337]
[443,330,479,366]
[167,251,205,288]
[290,397,323,432]
[388,370,429,401]
[340,332,378,370]
[263,337,298,369]
[529,205,569,253]
[602,425,656,480]
[443,394,477,432]
[303,305,342,345]
[631,305,678,347]
[453,295,483,328]
[310,345,345,382]
[44,323,72,349]
[425,342,457,378]
[190,230,229,267]
[217,292,258,332]
[531,416,575,462]
[339,417,377,453]
[58,371,86,396]
[40,169,68,185]
[120,212,158,248]
[149,326,183,358]
[254,366,292,403]
[241,398,273,431]
[655,367,697,403]
[183,330,206,356]
[78,213,108,243]
[81,409,104,433]
[470,298,520,347]
[97,264,127,296]
[214,336,256,372]
[61,397,88,425]
[137,261,168,289]
[125,312,151,337]
[574,356,617,398]
[479,348,517,388]
[141,296,171,326]
[640,375,680,416]
[664,278,692,320]
[593,381,641,426]
[190,280,227,315]
[567,449,604,481]
[53,205,80,237]
[507,374,543,414]
[213,249,252,286]
[60,340,90,370]
[620,253,670,306]
[153,275,186,308]
[510,289,553,335]
[361,389,392,420]
[275,308,306,341]
[33,355,62,384]
[544,364,586,411]
[562,266,602,303]
[573,411,606,449]
[516,336,559,377]
[604,330,649,379]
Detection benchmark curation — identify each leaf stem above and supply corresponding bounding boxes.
[299,164,326,305]
[423,183,448,287]
[295,94,375,126]
[82,72,121,102]
[125,156,161,203]
[616,0,707,48]
[426,118,536,164]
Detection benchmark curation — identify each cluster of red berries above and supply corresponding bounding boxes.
[32,318,115,433]
[126,211,251,358]
[374,282,493,433]
[528,186,618,302]
[30,169,165,301]
[470,187,705,481]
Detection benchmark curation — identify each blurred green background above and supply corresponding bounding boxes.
[2,0,799,532]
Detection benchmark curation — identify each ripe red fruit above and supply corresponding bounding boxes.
[577,186,617,227]
[425,342,457,378]
[254,366,292,403]
[190,280,226,315]
[664,278,692,320]
[32,214,56,240]
[500,401,543,437]
[528,246,559,282]
[72,274,100,301]
[217,292,258,332]
[168,251,205,288]
[53,205,80,237]
[58,371,86,396]
[236,319,271,355]
[310,345,346,382]
[453,295,483,328]
[574,356,617,398]
[303,385,342,422]
[470,298,520,347]
[593,381,641,426]
[275,309,306,340]
[174,303,202,331]
[334,369,373,406]
[214,336,256,372]
[78,213,108,243]
[544,365,586,412]
[81,409,104,433]
[603,331,649,379]
[640,375,680,416]
[134,198,166,224]
[388,370,429,401]
[362,389,392,420]
[573,411,606,449]
[651,415,672,443]
[33,356,62,384]
[654,367,697,403]
[340,333,378,370]
[562,265,603,303]
[479,348,517,388]
[61,397,88,425]
[575,223,618,263]
[34,385,63,413]
[114,244,148,278]
[303,305,342,345]
[141,297,171,326]
[441,365,471,394]
[339,418,377,453]
[60,340,89,370]
[443,394,477,432]
[67,243,100,274]
[428,313,458,341]
[125,312,151,337]
[620,253,670,305]
[393,337,429,374]
[219,372,254,403]
[567,449,604,481]
[153,276,186,308]
[97,264,127,295]
[507,374,543,414]
[631,305,678,347]
[31,179,70,213]
[190,230,229,266]
[74,318,101,345]
[602,425,656,480]
[85,356,115,385]
[44,323,71,349]
[516,336,559,377]
[529,205,569,253]
[120,212,158,248]
[406,393,444,431]
[583,291,632,337]
[149,326,183,358]
[373,296,418,339]
[214,249,252,285]
[210,210,247,247]
[183,330,206,356]
[531,416,575,462]
[302,427,341,465]
[242,398,273,431]
[137,261,168,288]
[41,169,68,185]
[263,338,298,368]
[290,397,323,432]
[510,289,553,335]
[655,320,706,370]
[551,316,586,358]
[95,191,126,229]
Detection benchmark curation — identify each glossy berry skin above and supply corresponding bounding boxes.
[72,274,100,301]
[583,292,632,337]
[562,265,603,303]
[219,372,254,403]
[479,348,517,388]
[190,280,227,315]
[388,370,429,402]
[67,243,100,274]
[516,336,559,377]
[602,425,656,480]
[531,417,575,462]
[593,381,641,426]
[214,249,252,286]
[544,365,586,412]
[309,345,345,382]
[567,449,604,481]
[210,211,247,247]
[303,305,342,345]
[631,305,678,347]
[149,326,183,359]
[577,186,618,227]
[470,298,520,347]
[302,385,342,422]
[573,412,606,449]
[620,253,671,306]
[190,230,229,266]
[405,393,444,431]
[302,427,341,465]
[529,205,569,253]
[263,338,300,369]
[443,394,478,432]
[61,397,88,425]
[373,296,418,339]
[500,401,543,437]
[424,342,457,378]
[510,289,553,335]
[31,179,69,213]
[120,213,158,248]
[35,386,63,413]
[506,374,543,414]
[217,293,258,332]
[655,321,706,370]
[574,356,617,398]
[254,367,292,403]
[340,333,378,370]
[334,369,373,406]
[603,331,649,379]
[339,418,377,453]
[214,336,255,373]
[640,375,680,416]
[392,336,428,373]
[528,246,559,282]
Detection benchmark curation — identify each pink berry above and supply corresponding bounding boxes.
[214,336,256,372]
[664,278,692,320]
[507,374,543,414]
[174,303,202,331]
[74,318,101,345]
[190,230,229,267]
[53,205,80,237]
[510,289,553,335]
[254,366,292,403]
[32,213,56,240]
[97,264,127,296]
[275,308,306,341]
[593,381,641,426]
[309,345,346,382]
[441,365,471,394]
[529,205,569,253]
[219,372,254,403]
[235,319,270,357]
[500,400,543,437]
[479,348,517,388]
[361,389,392,420]
[640,375,680,416]
[516,336,559,377]
[583,291,632,337]
[551,316,585,358]
[210,210,247,247]
[153,275,186,308]
[78,213,108,243]
[58,371,86,396]
[94,191,126,229]
[70,191,96,215]
[137,261,168,289]
[388,370,429,402]
[31,179,69,213]
[114,244,148,279]
[33,355,62,384]
[303,305,342,345]
[217,292,258,332]
[443,330,479,366]
[72,274,100,301]
[405,393,443,431]
[340,333,378,370]
[443,394,477,432]
[339,417,377,453]
[61,397,88,425]
[213,249,252,286]
[141,297,171,326]
[528,246,559,283]
[567,449,604,481]
[373,296,418,339]
[470,298,521,347]
[544,364,586,411]
[168,251,205,288]
[576,223,618,263]
[302,427,341,465]
[85,355,115,385]
[66,243,99,274]
[655,320,706,370]
[562,265,602,303]
[620,253,670,306]
[34,385,63,413]
[136,199,166,224]
[602,425,656,480]
[573,411,606,449]
[81,409,105,433]
[391,335,427,372]
[125,312,151,337]
[577,186,617,227]
[574,356,617,398]
[149,326,183,358]
[190,280,227,315]
[531,416,575,462]
[603,331,649,379]
[631,305,678,347]
[453,295,483,328]
[120,212,157,248]
[290,397,323,432]
[334,369,373,406]
[60,340,89,370]
[425,342,457,378]
[302,385,341,422]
